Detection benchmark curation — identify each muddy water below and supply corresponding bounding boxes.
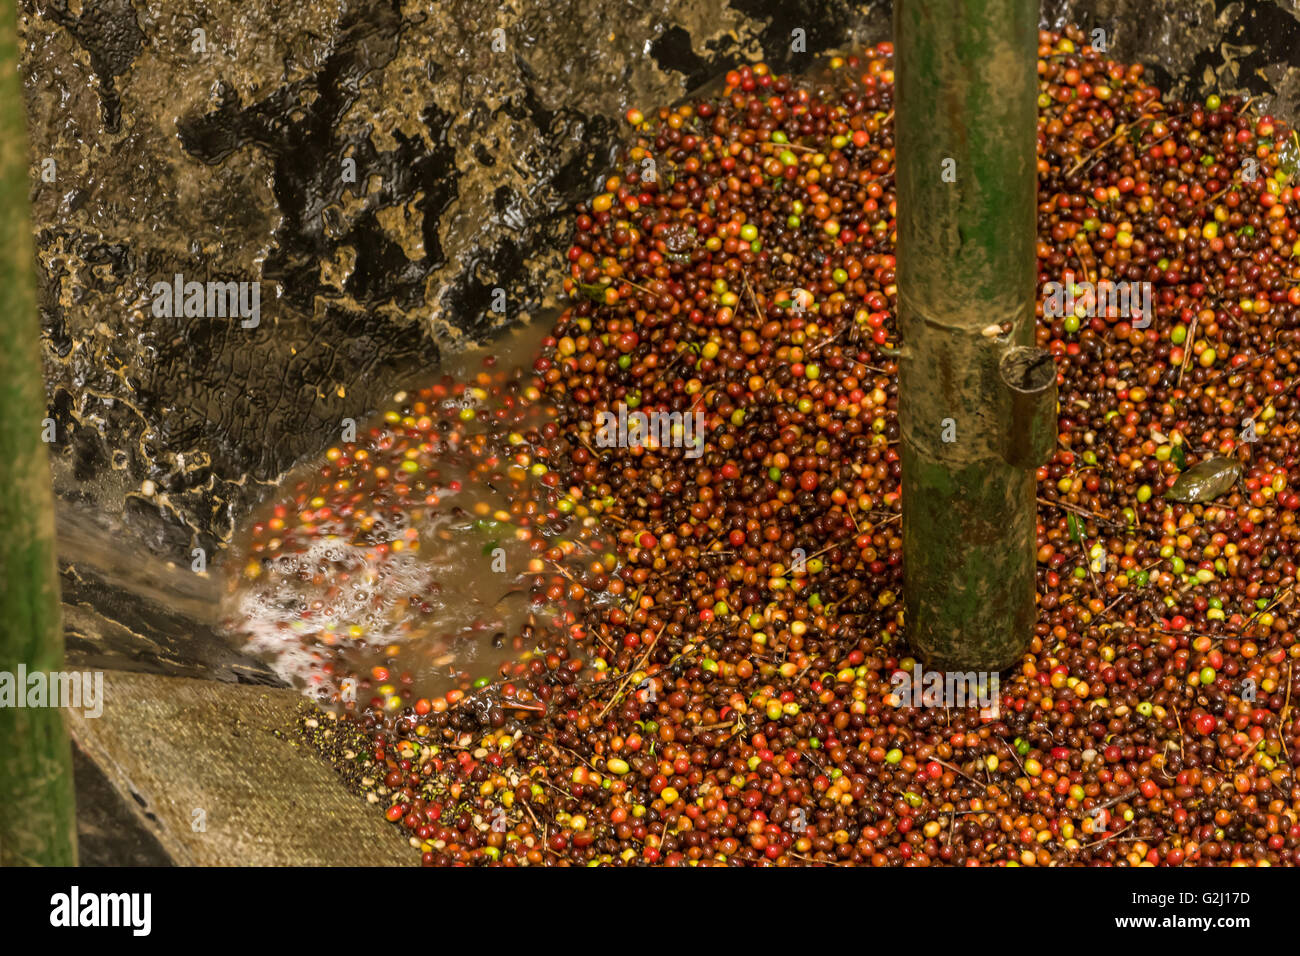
[218,318,615,711]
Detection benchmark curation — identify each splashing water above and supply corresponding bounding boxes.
[220,321,618,715]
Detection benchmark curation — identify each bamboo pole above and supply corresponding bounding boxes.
[895,0,1056,671]
[0,2,78,865]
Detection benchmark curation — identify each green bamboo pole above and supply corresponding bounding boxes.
[895,0,1057,671]
[0,2,77,865]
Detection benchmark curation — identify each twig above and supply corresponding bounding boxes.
[1036,496,1126,529]
[1080,824,1134,850]
[688,720,736,733]
[1178,314,1198,388]
[740,268,764,324]
[1066,122,1131,177]
[1091,787,1138,813]
[1281,662,1296,802]
[932,758,984,789]
[1000,738,1025,775]
[788,851,851,866]
[810,325,849,354]
[596,622,666,721]
[1241,584,1295,638]
[521,800,548,847]
[1073,234,1097,286]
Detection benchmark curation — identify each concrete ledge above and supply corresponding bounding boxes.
[68,671,411,866]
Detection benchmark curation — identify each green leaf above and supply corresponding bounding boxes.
[577,280,611,302]
[1165,457,1243,504]
[1067,512,1082,544]
[1171,442,1187,471]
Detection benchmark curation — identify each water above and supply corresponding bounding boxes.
[218,318,617,713]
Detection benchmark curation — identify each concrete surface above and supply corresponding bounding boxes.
[68,670,412,865]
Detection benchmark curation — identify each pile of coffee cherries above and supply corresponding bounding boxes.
[307,25,1300,866]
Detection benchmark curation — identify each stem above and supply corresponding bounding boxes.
[0,3,77,866]
[895,0,1055,671]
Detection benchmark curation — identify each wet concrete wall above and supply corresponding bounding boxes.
[23,0,886,562]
